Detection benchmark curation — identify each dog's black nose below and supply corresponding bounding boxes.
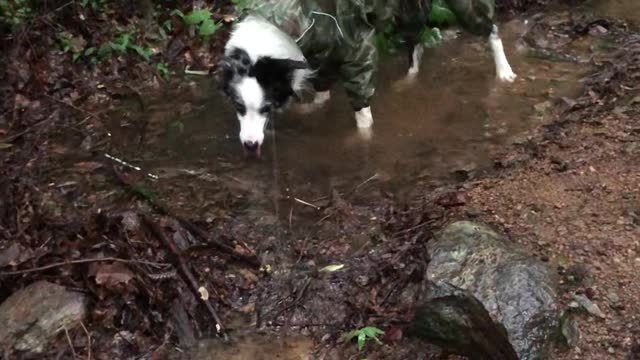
[242,141,261,157]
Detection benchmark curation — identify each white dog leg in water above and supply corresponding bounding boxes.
[489,25,517,82]
[407,44,425,77]
[393,45,425,91]
[355,106,373,140]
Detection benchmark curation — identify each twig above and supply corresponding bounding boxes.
[142,215,228,340]
[43,94,100,120]
[0,257,170,276]
[392,221,431,237]
[288,207,293,233]
[178,220,261,268]
[293,197,320,210]
[270,277,312,321]
[347,173,379,197]
[0,117,55,143]
[79,322,92,360]
[104,153,159,180]
[110,166,260,268]
[185,67,209,76]
[63,326,78,359]
[314,212,333,226]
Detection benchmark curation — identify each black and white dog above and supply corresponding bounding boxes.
[219,1,517,157]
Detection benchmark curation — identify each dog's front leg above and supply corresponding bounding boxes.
[354,106,373,140]
[407,43,425,77]
[489,25,517,82]
[355,106,373,128]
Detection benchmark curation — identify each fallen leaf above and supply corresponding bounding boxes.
[320,264,345,272]
[435,191,466,208]
[240,302,255,313]
[198,286,209,300]
[74,161,103,173]
[0,244,36,267]
[383,326,403,344]
[238,268,258,283]
[0,143,13,150]
[94,262,134,287]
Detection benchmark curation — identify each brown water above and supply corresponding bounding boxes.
[106,18,590,219]
[593,0,640,25]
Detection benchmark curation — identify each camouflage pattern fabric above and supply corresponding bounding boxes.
[237,0,495,109]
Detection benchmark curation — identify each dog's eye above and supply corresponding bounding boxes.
[259,105,271,114]
[234,102,246,114]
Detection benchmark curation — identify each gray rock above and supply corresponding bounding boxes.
[0,281,88,354]
[559,311,580,348]
[409,281,519,360]
[418,221,559,360]
[572,294,605,319]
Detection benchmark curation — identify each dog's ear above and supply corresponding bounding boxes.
[250,57,308,81]
[218,48,253,81]
[250,57,308,106]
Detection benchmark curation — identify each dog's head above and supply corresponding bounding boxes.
[219,47,308,158]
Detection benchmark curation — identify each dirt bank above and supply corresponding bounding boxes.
[456,31,640,359]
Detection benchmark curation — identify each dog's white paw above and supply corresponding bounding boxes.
[357,126,373,140]
[355,107,373,129]
[497,70,517,83]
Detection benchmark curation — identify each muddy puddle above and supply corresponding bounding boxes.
[592,0,640,26]
[103,14,600,225]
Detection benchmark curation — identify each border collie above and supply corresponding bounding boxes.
[219,0,517,157]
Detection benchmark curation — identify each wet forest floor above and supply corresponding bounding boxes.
[1,0,640,359]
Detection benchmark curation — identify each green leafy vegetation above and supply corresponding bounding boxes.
[421,27,443,48]
[231,0,252,13]
[341,326,385,352]
[374,0,455,55]
[0,0,32,31]
[79,0,107,11]
[174,8,221,39]
[375,23,404,56]
[156,62,170,79]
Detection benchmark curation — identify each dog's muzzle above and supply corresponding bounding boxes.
[242,141,261,158]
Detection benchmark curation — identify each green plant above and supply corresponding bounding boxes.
[0,0,33,31]
[156,62,170,79]
[79,0,107,11]
[231,0,251,12]
[58,32,87,62]
[98,33,153,61]
[341,326,384,352]
[173,8,221,39]
[421,27,443,48]
[428,0,457,26]
[374,23,403,56]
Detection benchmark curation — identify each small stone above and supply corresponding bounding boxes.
[572,294,606,319]
[560,312,580,348]
[0,281,88,354]
[607,292,620,304]
[589,25,608,37]
[608,347,615,354]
